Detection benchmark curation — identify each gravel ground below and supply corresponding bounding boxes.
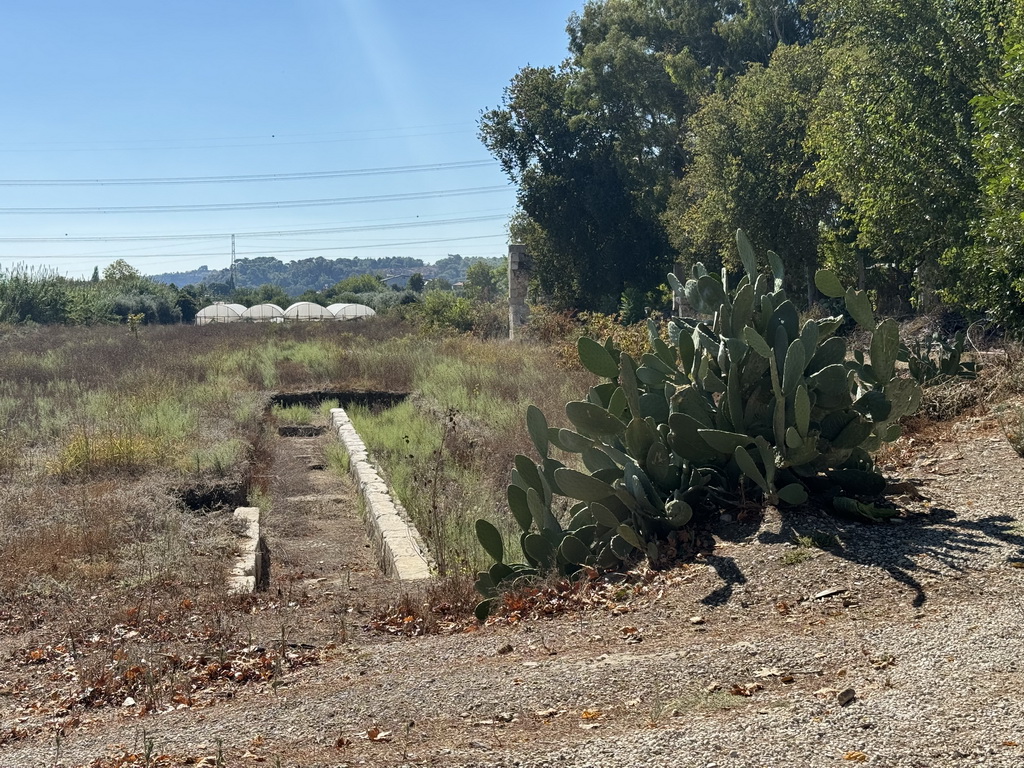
[2,420,1023,768]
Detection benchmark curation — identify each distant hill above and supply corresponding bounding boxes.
[148,253,503,295]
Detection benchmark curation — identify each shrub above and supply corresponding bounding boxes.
[996,402,1024,457]
[0,265,72,324]
[418,291,477,334]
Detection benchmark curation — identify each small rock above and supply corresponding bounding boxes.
[122,697,136,707]
[838,688,856,706]
[496,643,514,655]
[689,615,706,625]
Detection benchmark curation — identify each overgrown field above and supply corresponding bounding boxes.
[0,318,594,606]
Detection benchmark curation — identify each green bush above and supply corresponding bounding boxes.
[0,265,72,324]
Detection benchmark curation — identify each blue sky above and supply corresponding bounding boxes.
[0,1,586,279]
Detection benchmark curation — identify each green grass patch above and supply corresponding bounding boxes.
[271,403,316,425]
[347,400,504,573]
[781,531,840,565]
[325,441,350,475]
[180,438,246,477]
[780,548,816,566]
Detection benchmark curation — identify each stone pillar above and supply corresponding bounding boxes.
[508,244,531,340]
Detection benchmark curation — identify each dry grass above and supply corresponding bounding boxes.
[0,318,598,607]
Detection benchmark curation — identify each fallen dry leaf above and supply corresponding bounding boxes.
[842,751,869,762]
[728,682,763,697]
[361,727,392,742]
[581,709,602,720]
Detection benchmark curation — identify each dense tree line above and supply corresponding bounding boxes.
[0,255,510,326]
[482,0,1024,328]
[150,253,504,297]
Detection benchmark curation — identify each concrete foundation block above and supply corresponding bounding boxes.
[228,506,268,594]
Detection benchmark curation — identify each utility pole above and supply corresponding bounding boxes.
[230,234,236,289]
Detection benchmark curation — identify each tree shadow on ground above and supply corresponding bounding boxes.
[697,504,1024,608]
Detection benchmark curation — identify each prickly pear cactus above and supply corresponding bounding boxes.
[473,230,922,617]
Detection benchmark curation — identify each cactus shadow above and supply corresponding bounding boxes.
[695,513,760,606]
[697,553,749,606]
[758,506,1024,607]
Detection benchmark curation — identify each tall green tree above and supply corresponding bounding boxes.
[481,0,811,312]
[463,259,507,303]
[102,259,142,283]
[333,273,385,294]
[806,0,1010,313]
[668,42,831,305]
[955,6,1024,328]
[483,64,673,311]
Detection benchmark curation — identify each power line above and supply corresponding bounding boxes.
[0,234,507,260]
[0,160,496,186]
[0,213,509,242]
[0,124,476,153]
[0,186,510,214]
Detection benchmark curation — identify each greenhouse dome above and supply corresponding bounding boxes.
[194,302,247,325]
[283,301,334,321]
[241,303,285,322]
[327,303,376,320]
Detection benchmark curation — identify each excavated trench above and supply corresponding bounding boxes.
[225,389,429,593]
[269,389,408,412]
[175,391,410,513]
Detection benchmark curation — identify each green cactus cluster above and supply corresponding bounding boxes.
[900,330,978,387]
[474,230,924,618]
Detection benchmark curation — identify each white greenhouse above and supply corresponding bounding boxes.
[327,303,376,320]
[283,301,334,321]
[194,302,247,325]
[241,303,285,322]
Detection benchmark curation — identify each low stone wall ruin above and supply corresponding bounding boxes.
[329,407,435,581]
